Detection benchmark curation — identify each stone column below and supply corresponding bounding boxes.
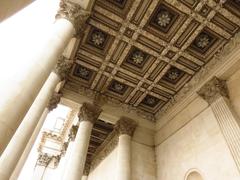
[81,175,88,180]
[115,117,137,180]
[198,77,240,171]
[10,109,49,180]
[0,0,89,153]
[0,91,62,180]
[62,103,102,180]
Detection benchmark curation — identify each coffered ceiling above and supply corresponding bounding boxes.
[65,0,240,119]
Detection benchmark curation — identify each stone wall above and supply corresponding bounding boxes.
[155,68,240,180]
[156,107,240,180]
[88,126,156,180]
[88,148,118,180]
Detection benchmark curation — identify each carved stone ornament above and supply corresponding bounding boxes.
[53,55,73,80]
[55,0,90,34]
[197,77,229,104]
[37,153,53,167]
[78,102,102,123]
[64,82,156,121]
[47,92,63,111]
[68,124,79,141]
[115,117,137,136]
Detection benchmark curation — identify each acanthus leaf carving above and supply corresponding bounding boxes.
[78,102,102,123]
[56,0,90,34]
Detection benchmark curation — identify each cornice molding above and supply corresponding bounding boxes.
[63,83,156,122]
[55,0,90,34]
[156,32,240,121]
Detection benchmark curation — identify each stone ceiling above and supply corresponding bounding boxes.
[65,0,240,121]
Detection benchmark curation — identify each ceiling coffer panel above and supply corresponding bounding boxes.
[66,0,240,118]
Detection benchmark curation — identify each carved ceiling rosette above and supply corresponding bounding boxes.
[56,0,90,34]
[78,102,102,123]
[197,76,229,104]
[115,117,137,136]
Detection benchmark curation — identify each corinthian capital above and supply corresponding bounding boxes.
[115,117,137,137]
[197,77,229,104]
[53,55,73,80]
[56,0,90,33]
[47,92,63,111]
[78,103,102,124]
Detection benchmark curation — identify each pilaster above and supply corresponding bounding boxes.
[197,76,240,171]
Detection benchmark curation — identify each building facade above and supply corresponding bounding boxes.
[1,0,240,179]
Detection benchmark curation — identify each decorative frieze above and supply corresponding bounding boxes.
[197,77,229,104]
[78,102,102,123]
[53,55,73,80]
[47,92,63,111]
[55,0,90,33]
[115,117,137,136]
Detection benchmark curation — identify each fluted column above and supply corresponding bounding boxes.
[198,77,240,171]
[115,117,137,180]
[0,0,89,153]
[62,103,102,180]
[0,90,62,180]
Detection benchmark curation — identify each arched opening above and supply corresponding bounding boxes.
[186,171,203,180]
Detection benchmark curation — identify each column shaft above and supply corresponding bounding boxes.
[211,96,240,170]
[0,72,60,180]
[63,121,93,180]
[81,175,88,180]
[10,109,49,180]
[117,134,131,180]
[0,18,74,153]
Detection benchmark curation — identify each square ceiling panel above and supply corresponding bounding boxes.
[161,66,185,85]
[189,29,218,54]
[108,80,128,95]
[66,0,240,120]
[121,46,155,76]
[145,1,187,42]
[149,3,179,33]
[87,28,109,50]
[125,47,149,68]
[70,64,97,88]
[159,66,191,92]
[187,28,226,62]
[139,94,166,114]
[73,64,94,81]
[79,25,114,58]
